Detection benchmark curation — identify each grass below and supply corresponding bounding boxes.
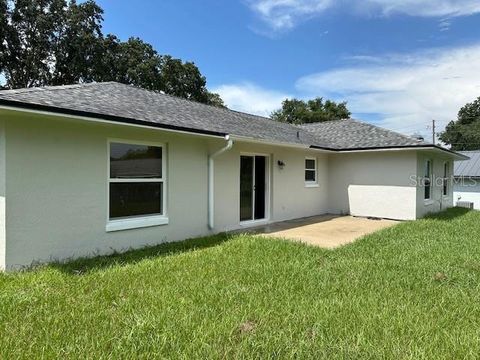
[1,208,480,359]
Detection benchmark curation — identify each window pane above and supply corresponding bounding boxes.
[110,143,162,179]
[424,179,431,200]
[424,186,431,199]
[240,156,254,222]
[305,170,316,182]
[305,159,316,170]
[424,160,431,178]
[110,182,162,219]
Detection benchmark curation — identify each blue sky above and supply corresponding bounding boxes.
[96,0,480,138]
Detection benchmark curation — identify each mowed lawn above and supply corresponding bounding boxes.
[1,208,480,359]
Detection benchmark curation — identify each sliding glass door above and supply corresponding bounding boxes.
[240,155,267,222]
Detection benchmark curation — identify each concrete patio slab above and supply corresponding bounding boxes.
[251,215,400,248]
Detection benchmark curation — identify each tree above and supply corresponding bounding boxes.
[439,96,480,150]
[95,35,163,90]
[0,0,224,107]
[51,0,104,85]
[159,56,224,106]
[0,0,7,81]
[271,97,350,124]
[2,0,66,88]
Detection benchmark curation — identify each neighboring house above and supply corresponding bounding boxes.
[0,82,467,270]
[454,151,480,209]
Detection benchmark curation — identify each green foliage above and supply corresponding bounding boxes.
[95,35,163,90]
[0,0,223,106]
[2,0,65,88]
[159,55,224,106]
[1,208,479,358]
[271,97,350,124]
[51,0,104,85]
[439,96,480,150]
[0,0,7,80]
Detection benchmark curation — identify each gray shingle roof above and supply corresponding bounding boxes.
[455,151,480,178]
[0,82,326,147]
[300,119,428,149]
[0,81,437,151]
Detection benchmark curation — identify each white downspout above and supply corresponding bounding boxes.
[208,135,233,230]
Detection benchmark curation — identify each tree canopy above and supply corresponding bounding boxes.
[439,96,480,150]
[0,0,224,107]
[271,97,350,124]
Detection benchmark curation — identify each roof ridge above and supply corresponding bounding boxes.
[299,118,350,127]
[300,117,426,144]
[348,118,428,144]
[0,81,118,95]
[108,82,307,133]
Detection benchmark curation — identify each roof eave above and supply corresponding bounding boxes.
[310,144,468,159]
[0,99,228,139]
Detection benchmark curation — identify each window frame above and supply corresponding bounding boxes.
[106,138,168,232]
[304,157,318,187]
[424,159,432,201]
[442,161,449,197]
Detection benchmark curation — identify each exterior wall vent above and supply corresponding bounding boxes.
[456,201,474,209]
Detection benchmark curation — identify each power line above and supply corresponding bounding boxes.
[432,119,436,145]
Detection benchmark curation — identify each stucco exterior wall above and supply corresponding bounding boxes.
[4,112,214,269]
[453,178,480,209]
[0,119,5,270]
[212,142,329,231]
[1,109,459,269]
[415,152,454,218]
[327,151,418,220]
[2,111,330,269]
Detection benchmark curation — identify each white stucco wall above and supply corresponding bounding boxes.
[327,151,418,220]
[2,111,331,269]
[415,152,454,218]
[1,109,459,269]
[0,119,6,270]
[4,112,215,269]
[454,178,480,209]
[212,142,329,231]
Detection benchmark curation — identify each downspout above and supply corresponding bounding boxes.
[208,135,234,230]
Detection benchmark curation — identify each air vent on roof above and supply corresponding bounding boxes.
[411,133,424,142]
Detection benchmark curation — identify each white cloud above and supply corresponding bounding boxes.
[247,0,480,31]
[296,45,480,135]
[212,82,291,117]
[248,0,332,30]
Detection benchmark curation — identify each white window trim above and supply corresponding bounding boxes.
[424,159,432,202]
[106,138,168,232]
[305,157,318,186]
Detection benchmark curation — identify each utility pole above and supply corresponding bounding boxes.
[432,119,436,145]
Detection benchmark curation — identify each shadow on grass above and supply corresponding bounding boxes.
[424,207,472,221]
[46,208,472,275]
[49,232,233,275]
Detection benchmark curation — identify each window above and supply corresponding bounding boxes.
[424,159,432,200]
[305,158,317,184]
[443,162,449,196]
[107,141,167,231]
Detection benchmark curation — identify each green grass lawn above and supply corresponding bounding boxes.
[1,208,480,359]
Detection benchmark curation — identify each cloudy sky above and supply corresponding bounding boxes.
[97,0,480,138]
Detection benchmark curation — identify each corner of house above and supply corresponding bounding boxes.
[0,118,6,270]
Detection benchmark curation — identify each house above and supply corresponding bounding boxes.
[0,82,467,270]
[454,151,480,209]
